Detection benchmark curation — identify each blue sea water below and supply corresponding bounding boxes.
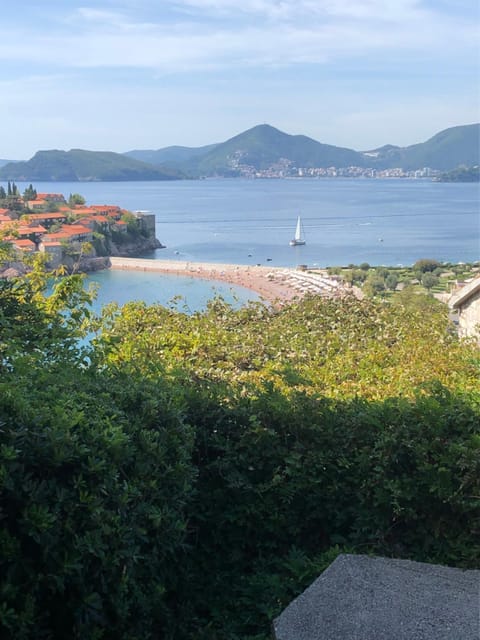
[17,178,480,309]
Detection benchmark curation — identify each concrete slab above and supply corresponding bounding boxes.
[273,554,479,640]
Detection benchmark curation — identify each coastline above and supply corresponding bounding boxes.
[109,257,351,304]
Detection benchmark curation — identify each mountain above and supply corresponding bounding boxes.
[125,143,219,169]
[180,124,366,176]
[0,159,16,168]
[0,149,182,182]
[363,124,480,171]
[127,123,479,177]
[2,123,477,182]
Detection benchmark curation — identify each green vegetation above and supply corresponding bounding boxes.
[0,150,183,182]
[0,181,23,212]
[124,143,219,170]
[3,124,479,180]
[126,123,480,176]
[327,260,479,298]
[68,192,86,206]
[439,166,480,182]
[0,260,479,639]
[366,123,480,171]
[189,124,363,176]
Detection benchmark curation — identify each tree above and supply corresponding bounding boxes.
[385,273,398,290]
[23,184,37,201]
[421,272,439,290]
[376,267,389,279]
[0,186,6,200]
[60,240,94,273]
[68,193,86,206]
[413,258,441,273]
[363,273,385,297]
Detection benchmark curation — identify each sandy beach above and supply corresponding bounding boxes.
[109,257,348,305]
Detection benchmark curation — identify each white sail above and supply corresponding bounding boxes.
[290,216,306,246]
[294,216,302,241]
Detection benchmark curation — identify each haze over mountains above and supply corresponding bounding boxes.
[126,123,480,176]
[0,149,181,182]
[0,123,478,181]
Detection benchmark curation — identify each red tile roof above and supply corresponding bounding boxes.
[12,238,36,251]
[24,212,66,221]
[45,225,92,239]
[17,225,48,235]
[41,240,63,247]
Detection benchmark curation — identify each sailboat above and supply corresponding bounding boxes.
[289,216,306,246]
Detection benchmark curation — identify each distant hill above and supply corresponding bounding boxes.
[0,149,182,182]
[438,165,480,182]
[363,124,480,171]
[0,159,16,168]
[125,143,219,170]
[126,123,479,177]
[180,124,365,176]
[2,123,477,181]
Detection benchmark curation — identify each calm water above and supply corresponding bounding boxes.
[89,269,259,313]
[18,178,479,308]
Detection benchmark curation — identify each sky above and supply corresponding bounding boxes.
[0,0,479,159]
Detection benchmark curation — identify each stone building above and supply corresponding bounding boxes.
[449,275,480,342]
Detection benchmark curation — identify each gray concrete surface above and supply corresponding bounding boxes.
[273,554,479,640]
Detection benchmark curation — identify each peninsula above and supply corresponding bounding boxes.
[0,183,161,276]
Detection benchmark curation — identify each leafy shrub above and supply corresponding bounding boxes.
[0,273,195,639]
[413,258,441,273]
[1,273,479,639]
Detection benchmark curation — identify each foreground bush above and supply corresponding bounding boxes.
[1,275,479,638]
[0,275,195,639]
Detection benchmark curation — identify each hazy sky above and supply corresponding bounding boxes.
[1,0,479,159]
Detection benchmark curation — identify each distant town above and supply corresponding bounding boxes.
[226,156,441,179]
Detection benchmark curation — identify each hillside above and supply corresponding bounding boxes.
[438,165,480,182]
[182,124,366,176]
[125,143,219,169]
[126,123,479,176]
[3,123,478,180]
[0,149,182,181]
[363,123,480,170]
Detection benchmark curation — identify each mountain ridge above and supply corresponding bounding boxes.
[126,122,479,177]
[1,123,478,181]
[0,149,183,182]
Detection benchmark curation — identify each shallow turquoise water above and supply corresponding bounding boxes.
[87,267,260,314]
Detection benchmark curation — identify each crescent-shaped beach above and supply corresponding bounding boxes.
[109,257,351,305]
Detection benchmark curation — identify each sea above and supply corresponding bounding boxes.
[17,178,480,312]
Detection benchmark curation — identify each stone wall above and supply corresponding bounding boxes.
[457,292,480,340]
[449,277,480,342]
[273,554,480,640]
